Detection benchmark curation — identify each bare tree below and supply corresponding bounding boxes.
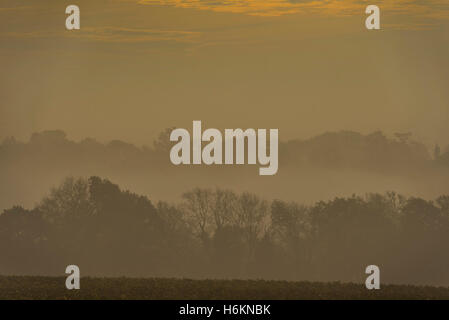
[182,188,215,244]
[213,188,238,230]
[234,192,269,255]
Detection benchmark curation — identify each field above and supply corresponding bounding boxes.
[1,276,449,300]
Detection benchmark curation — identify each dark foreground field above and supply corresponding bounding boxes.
[1,276,449,300]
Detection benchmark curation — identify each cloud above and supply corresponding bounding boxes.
[69,27,201,43]
[137,0,449,19]
[0,6,30,12]
[383,23,439,31]
[1,27,201,43]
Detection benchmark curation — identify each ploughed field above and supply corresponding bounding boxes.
[1,276,448,300]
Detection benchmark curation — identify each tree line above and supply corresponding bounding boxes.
[1,176,449,286]
[2,129,447,171]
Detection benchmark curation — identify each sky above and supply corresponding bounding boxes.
[1,0,448,146]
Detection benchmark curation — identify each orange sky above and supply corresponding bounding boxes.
[1,0,448,146]
[139,0,449,19]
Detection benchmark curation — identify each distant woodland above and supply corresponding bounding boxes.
[1,129,449,210]
[1,130,449,285]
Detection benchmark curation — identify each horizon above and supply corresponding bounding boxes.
[1,127,445,151]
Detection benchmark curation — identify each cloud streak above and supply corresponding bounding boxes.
[1,27,201,43]
[0,6,31,13]
[71,27,200,43]
[138,0,449,19]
